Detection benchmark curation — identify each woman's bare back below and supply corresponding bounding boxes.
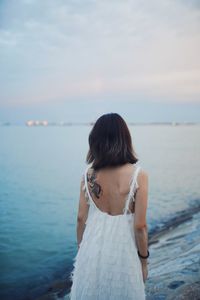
[86,163,139,216]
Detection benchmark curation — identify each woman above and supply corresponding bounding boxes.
[69,113,149,299]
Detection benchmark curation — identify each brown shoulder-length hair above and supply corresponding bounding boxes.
[86,113,138,170]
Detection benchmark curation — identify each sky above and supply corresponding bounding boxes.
[0,0,200,123]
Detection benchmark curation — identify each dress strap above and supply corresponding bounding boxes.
[82,164,93,205]
[123,165,141,214]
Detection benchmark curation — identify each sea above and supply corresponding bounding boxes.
[0,124,200,300]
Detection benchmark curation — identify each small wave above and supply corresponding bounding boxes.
[149,199,200,245]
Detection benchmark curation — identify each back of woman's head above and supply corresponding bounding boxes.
[86,113,138,170]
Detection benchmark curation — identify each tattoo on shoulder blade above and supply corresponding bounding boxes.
[87,169,102,199]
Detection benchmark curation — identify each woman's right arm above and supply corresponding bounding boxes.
[133,170,149,282]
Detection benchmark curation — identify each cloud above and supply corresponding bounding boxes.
[0,0,200,106]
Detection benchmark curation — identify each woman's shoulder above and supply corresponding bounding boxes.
[137,167,149,188]
[138,167,148,177]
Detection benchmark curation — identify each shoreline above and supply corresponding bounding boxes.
[1,122,200,127]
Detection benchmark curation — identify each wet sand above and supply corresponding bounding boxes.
[145,202,200,300]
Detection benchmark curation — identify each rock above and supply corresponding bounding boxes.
[167,281,200,300]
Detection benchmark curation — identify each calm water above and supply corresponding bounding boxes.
[0,125,200,300]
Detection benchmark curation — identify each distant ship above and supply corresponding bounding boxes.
[26,120,48,126]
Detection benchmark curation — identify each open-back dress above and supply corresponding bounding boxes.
[69,163,146,299]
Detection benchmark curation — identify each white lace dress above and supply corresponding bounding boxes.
[69,163,146,300]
